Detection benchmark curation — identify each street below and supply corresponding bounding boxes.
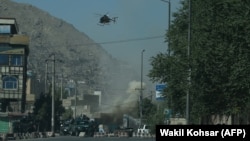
[18,136,156,141]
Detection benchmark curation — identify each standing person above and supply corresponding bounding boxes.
[98,124,105,133]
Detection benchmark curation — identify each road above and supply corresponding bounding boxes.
[18,136,156,141]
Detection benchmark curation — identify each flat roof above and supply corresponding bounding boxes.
[0,17,19,34]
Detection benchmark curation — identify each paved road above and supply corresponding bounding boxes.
[18,136,156,141]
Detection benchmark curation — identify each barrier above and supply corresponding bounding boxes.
[10,132,47,139]
[0,133,7,141]
[93,132,106,138]
[107,133,115,137]
[133,132,154,138]
[95,132,126,138]
[118,131,128,137]
[93,132,98,138]
[133,132,139,137]
[79,132,85,137]
[39,132,47,138]
[47,132,53,137]
[145,133,152,138]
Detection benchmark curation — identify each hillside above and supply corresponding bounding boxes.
[0,0,140,113]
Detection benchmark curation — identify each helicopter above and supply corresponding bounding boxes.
[97,13,118,26]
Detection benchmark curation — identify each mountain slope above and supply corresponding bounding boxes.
[0,0,140,113]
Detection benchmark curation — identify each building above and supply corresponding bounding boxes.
[0,17,29,113]
[25,70,41,113]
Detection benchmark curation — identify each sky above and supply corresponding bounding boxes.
[13,0,183,88]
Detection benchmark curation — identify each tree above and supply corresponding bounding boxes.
[146,101,167,134]
[142,98,157,118]
[33,87,65,131]
[149,0,189,119]
[191,0,250,124]
[62,109,73,120]
[33,93,51,131]
[148,0,250,124]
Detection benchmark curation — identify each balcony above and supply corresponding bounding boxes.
[0,34,29,46]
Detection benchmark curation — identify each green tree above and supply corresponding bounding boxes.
[149,0,189,120]
[191,0,250,124]
[146,102,167,134]
[142,98,157,119]
[62,109,73,120]
[33,93,51,131]
[33,87,65,131]
[149,0,250,124]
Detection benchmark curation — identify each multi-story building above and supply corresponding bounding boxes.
[0,17,29,113]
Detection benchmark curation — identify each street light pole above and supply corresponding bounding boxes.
[140,49,145,125]
[161,0,171,55]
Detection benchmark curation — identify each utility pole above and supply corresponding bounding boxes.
[46,54,63,135]
[140,49,145,125]
[45,60,48,94]
[168,0,171,55]
[60,74,63,101]
[51,53,55,136]
[74,81,77,119]
[161,0,171,55]
[186,0,191,125]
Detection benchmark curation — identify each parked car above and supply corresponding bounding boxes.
[60,115,98,137]
[75,120,90,136]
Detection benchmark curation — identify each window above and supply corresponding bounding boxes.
[0,54,9,65]
[0,25,11,34]
[11,55,23,66]
[2,76,18,90]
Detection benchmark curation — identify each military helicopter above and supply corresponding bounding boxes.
[97,13,118,26]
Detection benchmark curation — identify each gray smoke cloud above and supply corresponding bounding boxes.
[124,80,145,104]
[100,80,145,115]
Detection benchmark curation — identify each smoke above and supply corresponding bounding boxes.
[98,80,147,125]
[98,53,147,124]
[113,80,146,117]
[124,80,145,104]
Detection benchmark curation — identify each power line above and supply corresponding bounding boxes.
[101,93,154,107]
[95,35,165,45]
[30,34,165,76]
[39,35,165,50]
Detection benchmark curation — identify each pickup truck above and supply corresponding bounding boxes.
[137,124,150,134]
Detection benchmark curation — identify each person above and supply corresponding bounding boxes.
[98,124,105,133]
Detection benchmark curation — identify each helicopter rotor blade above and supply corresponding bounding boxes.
[112,17,118,23]
[94,13,103,17]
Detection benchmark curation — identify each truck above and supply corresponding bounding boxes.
[137,124,150,134]
[93,113,136,137]
[113,114,136,137]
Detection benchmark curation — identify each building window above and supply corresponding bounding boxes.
[0,25,11,34]
[2,75,18,90]
[0,54,9,65]
[11,55,23,66]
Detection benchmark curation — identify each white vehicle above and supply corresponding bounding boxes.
[137,124,150,134]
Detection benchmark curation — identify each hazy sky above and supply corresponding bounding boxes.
[13,0,183,87]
